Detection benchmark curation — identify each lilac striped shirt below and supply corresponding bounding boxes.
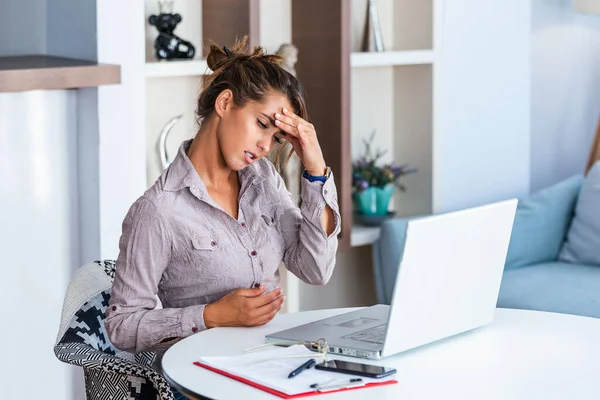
[105,140,341,354]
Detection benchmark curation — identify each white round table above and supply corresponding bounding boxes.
[162,308,600,399]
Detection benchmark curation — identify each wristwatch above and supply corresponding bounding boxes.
[302,166,331,183]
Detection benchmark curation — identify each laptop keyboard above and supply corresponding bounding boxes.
[342,324,387,344]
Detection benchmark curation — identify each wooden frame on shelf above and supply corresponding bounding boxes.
[292,0,353,250]
[202,0,261,54]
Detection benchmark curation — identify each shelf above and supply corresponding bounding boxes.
[145,59,211,78]
[0,55,120,93]
[351,50,434,68]
[351,225,381,247]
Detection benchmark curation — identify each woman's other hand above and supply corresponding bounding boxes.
[274,108,327,177]
[203,286,285,328]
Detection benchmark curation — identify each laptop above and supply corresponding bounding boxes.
[266,199,518,359]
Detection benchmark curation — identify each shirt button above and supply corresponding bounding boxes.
[211,241,217,247]
[251,250,257,257]
[324,189,328,195]
[192,326,198,333]
[111,306,117,311]
[254,283,261,288]
[241,222,246,228]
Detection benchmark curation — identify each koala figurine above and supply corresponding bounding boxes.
[149,11,195,60]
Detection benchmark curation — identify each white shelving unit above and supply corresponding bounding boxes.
[351,50,434,68]
[144,1,206,186]
[145,59,211,78]
[348,0,435,248]
[351,225,382,247]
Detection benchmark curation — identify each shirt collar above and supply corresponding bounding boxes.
[162,140,266,197]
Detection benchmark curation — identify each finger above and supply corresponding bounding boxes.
[254,294,285,316]
[275,113,315,139]
[274,112,301,129]
[254,312,279,326]
[281,107,303,122]
[254,299,284,325]
[249,288,283,308]
[236,285,267,298]
[274,118,300,138]
[248,293,284,319]
[276,122,314,151]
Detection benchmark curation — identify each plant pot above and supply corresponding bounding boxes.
[354,211,396,227]
[354,184,394,216]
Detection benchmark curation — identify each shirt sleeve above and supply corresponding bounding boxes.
[105,197,207,353]
[273,165,342,285]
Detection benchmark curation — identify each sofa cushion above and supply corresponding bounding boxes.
[497,261,600,318]
[559,161,600,266]
[504,175,583,270]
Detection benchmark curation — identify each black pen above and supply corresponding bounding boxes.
[288,358,317,378]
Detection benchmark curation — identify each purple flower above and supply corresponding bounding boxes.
[354,159,368,168]
[352,131,416,191]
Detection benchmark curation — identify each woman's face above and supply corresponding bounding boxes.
[216,90,293,171]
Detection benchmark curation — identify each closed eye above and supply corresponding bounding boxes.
[257,117,283,144]
[257,119,268,129]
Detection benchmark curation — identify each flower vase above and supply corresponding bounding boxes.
[354,184,394,216]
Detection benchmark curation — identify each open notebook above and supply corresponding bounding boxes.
[194,345,397,398]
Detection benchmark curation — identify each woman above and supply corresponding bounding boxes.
[105,40,341,395]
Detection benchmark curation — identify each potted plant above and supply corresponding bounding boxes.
[352,132,416,223]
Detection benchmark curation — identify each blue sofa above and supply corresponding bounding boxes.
[372,174,600,319]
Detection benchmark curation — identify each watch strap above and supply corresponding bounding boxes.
[303,167,331,183]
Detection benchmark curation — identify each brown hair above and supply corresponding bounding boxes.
[196,37,307,172]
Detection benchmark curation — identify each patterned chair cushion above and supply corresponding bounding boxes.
[54,260,174,400]
[61,291,117,355]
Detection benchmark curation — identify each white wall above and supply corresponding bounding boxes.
[434,0,531,213]
[96,0,147,259]
[260,0,292,53]
[531,0,600,192]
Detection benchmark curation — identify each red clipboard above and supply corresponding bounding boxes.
[193,361,398,398]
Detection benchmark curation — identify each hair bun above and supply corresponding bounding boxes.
[206,36,252,70]
[206,36,284,71]
[206,44,232,71]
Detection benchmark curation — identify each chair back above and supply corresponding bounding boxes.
[54,260,173,400]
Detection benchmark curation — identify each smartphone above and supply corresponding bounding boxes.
[314,360,396,379]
